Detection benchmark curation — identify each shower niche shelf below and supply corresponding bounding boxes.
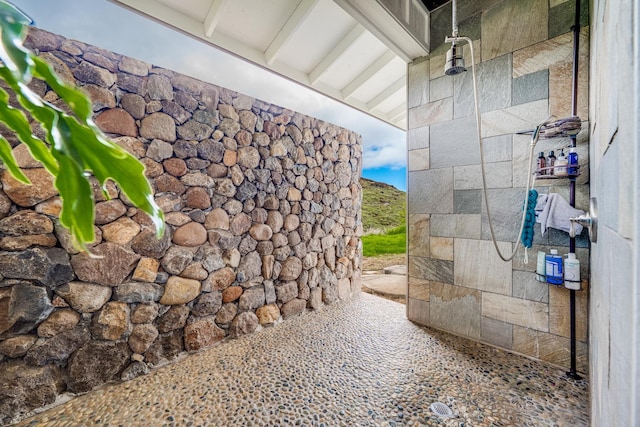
[517,126,583,180]
[516,129,580,138]
[535,165,580,179]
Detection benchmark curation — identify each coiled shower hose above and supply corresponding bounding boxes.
[452,36,553,262]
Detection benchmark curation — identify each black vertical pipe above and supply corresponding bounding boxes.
[567,0,582,381]
[570,1,581,118]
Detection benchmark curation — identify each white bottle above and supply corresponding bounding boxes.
[555,149,568,177]
[536,251,546,282]
[564,252,581,290]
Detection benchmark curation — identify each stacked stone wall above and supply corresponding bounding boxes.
[0,28,362,424]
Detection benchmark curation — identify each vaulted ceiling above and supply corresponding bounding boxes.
[111,0,432,129]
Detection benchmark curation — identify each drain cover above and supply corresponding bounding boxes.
[430,402,455,418]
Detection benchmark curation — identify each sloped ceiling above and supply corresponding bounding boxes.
[111,0,431,129]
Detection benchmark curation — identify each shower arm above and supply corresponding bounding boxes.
[451,0,458,38]
[445,36,458,45]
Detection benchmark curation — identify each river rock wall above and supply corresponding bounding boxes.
[0,27,363,425]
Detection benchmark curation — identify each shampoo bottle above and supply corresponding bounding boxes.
[545,249,563,285]
[547,151,556,175]
[537,152,546,175]
[564,253,581,290]
[568,147,579,176]
[555,149,568,177]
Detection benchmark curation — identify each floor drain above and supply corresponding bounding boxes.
[430,402,455,418]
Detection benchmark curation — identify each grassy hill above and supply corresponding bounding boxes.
[361,177,406,234]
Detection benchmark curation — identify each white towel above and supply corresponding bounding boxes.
[535,193,585,236]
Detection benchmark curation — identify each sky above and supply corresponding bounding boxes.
[12,0,407,191]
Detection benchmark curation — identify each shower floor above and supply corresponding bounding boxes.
[14,292,589,426]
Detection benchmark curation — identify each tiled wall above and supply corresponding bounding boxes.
[588,0,638,424]
[407,0,590,371]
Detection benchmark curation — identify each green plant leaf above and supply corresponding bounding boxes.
[0,0,165,249]
[0,134,29,183]
[57,113,165,238]
[0,82,58,173]
[51,148,95,251]
[32,56,93,121]
[0,0,33,81]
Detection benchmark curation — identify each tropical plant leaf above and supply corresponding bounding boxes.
[0,0,164,250]
[0,0,33,81]
[31,56,161,226]
[51,149,95,249]
[0,82,58,173]
[0,134,29,183]
[32,55,93,121]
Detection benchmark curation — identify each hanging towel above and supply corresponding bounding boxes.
[535,193,585,236]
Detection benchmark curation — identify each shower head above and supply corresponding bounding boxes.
[444,0,466,75]
[444,42,466,75]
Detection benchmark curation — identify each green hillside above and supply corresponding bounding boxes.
[360,178,406,234]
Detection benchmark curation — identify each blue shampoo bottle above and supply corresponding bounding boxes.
[546,249,563,285]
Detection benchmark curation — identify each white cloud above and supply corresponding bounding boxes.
[363,143,407,169]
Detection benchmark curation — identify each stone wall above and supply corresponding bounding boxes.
[406,0,590,371]
[0,28,362,424]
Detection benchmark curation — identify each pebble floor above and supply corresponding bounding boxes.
[14,293,589,426]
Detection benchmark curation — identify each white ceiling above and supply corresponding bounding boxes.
[111,0,431,129]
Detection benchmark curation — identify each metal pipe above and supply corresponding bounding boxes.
[567,0,582,381]
[451,0,458,37]
[570,0,580,119]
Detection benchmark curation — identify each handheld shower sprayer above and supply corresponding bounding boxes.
[441,0,551,262]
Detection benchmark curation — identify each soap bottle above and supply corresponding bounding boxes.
[537,152,546,176]
[547,151,556,175]
[536,251,546,282]
[545,249,563,285]
[555,149,568,177]
[564,253,581,290]
[568,146,579,176]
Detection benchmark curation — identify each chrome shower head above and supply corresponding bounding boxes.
[444,43,466,75]
[444,0,466,76]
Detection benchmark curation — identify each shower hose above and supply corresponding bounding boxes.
[454,36,554,262]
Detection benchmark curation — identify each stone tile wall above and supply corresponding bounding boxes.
[588,0,638,424]
[407,0,589,372]
[0,28,362,424]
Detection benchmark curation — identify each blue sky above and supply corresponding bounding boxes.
[362,168,407,191]
[13,0,407,191]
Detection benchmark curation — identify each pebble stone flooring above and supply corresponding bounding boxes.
[14,293,589,427]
